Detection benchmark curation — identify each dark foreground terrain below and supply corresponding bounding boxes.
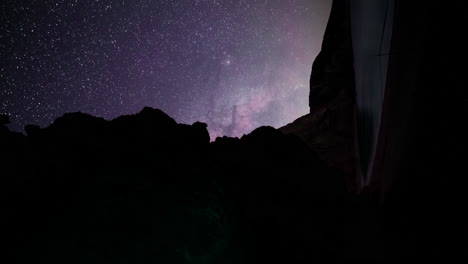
[1,104,467,263]
[1,108,355,263]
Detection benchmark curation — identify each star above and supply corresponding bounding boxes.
[0,0,332,140]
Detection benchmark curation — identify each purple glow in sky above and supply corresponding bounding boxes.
[0,0,331,139]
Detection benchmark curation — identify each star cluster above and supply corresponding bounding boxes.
[0,0,331,139]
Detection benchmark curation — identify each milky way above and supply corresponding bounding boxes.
[0,0,331,139]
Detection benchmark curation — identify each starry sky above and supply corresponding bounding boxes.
[0,0,331,139]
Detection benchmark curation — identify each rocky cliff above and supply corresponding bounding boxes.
[1,108,351,263]
[280,0,357,190]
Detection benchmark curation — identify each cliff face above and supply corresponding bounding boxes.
[280,0,357,190]
[369,2,468,262]
[308,0,355,109]
[283,0,468,261]
[1,108,349,263]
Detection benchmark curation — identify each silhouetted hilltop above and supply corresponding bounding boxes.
[1,107,353,263]
[29,107,209,147]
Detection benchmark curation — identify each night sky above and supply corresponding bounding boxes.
[0,0,331,139]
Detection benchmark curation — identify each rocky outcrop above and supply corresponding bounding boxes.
[1,107,348,263]
[280,0,357,190]
[280,88,355,185]
[308,0,354,109]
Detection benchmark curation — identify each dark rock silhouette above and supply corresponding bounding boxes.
[367,2,468,262]
[308,0,354,110]
[280,93,355,188]
[2,107,350,263]
[281,0,357,190]
[282,0,468,262]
